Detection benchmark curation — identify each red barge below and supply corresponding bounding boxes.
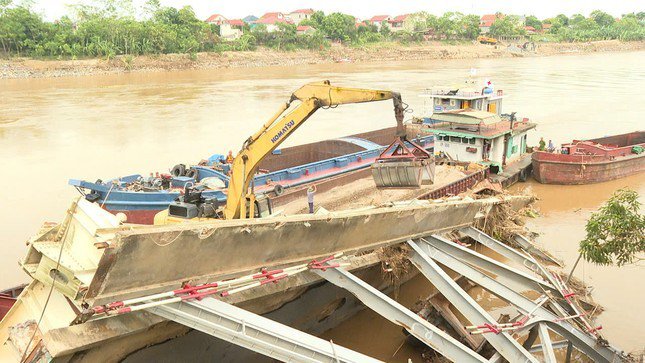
[532,131,645,184]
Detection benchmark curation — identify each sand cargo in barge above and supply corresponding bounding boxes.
[532,131,645,184]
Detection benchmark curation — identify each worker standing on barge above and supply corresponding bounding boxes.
[307,185,317,214]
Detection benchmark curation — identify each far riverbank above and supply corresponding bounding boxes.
[1,40,643,79]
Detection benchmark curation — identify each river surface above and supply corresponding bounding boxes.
[1,51,644,358]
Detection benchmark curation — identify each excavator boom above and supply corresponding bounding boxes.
[224,81,409,220]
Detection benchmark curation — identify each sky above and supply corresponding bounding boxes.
[27,0,643,21]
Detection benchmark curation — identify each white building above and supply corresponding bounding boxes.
[220,19,245,40]
[287,9,314,24]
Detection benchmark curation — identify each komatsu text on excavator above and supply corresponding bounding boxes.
[155,81,432,224]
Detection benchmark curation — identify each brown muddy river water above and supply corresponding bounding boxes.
[1,51,644,358]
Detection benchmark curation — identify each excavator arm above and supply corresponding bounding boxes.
[224,80,406,220]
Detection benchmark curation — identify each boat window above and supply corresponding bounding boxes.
[469,138,476,144]
[450,99,456,106]
[434,98,441,105]
[450,136,461,142]
[462,137,469,144]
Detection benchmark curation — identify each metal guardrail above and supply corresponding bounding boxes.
[419,167,489,200]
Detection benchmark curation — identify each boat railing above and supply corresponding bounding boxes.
[421,89,504,98]
[532,150,611,163]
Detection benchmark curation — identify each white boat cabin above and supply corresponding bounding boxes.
[418,87,536,173]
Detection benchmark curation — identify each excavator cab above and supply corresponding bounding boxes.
[371,136,435,188]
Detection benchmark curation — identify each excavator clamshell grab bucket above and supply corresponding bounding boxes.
[371,137,435,189]
[372,160,435,188]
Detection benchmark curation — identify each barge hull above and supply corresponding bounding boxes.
[532,153,644,184]
[532,130,645,184]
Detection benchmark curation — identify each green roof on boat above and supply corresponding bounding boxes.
[432,108,501,125]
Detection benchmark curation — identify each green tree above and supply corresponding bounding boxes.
[435,12,460,39]
[379,21,391,37]
[320,12,356,42]
[574,17,600,31]
[0,5,46,55]
[525,15,542,30]
[458,14,480,39]
[489,16,522,37]
[555,14,569,26]
[579,189,644,266]
[570,14,585,25]
[590,10,615,27]
[309,10,325,28]
[274,22,298,50]
[543,18,562,33]
[611,17,645,41]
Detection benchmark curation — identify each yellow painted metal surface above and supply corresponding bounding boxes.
[223,81,405,220]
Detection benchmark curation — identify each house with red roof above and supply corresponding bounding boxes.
[288,9,315,24]
[388,14,425,32]
[480,14,502,33]
[524,25,536,34]
[542,23,552,32]
[254,12,294,32]
[368,15,392,30]
[296,25,316,35]
[205,14,227,25]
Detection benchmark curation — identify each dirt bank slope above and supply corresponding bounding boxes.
[1,40,643,79]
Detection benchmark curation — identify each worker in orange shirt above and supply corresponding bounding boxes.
[225,150,234,164]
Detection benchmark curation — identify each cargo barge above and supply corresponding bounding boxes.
[70,127,433,224]
[532,131,645,184]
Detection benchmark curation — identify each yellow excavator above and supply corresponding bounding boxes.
[154,81,431,224]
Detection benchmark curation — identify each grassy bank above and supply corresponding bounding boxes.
[1,40,643,79]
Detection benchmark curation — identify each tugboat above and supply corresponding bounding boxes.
[532,131,645,184]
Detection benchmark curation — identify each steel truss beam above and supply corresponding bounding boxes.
[538,323,557,362]
[425,234,556,294]
[513,234,563,267]
[415,237,623,363]
[460,227,539,272]
[313,266,487,362]
[148,298,382,363]
[407,240,538,363]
